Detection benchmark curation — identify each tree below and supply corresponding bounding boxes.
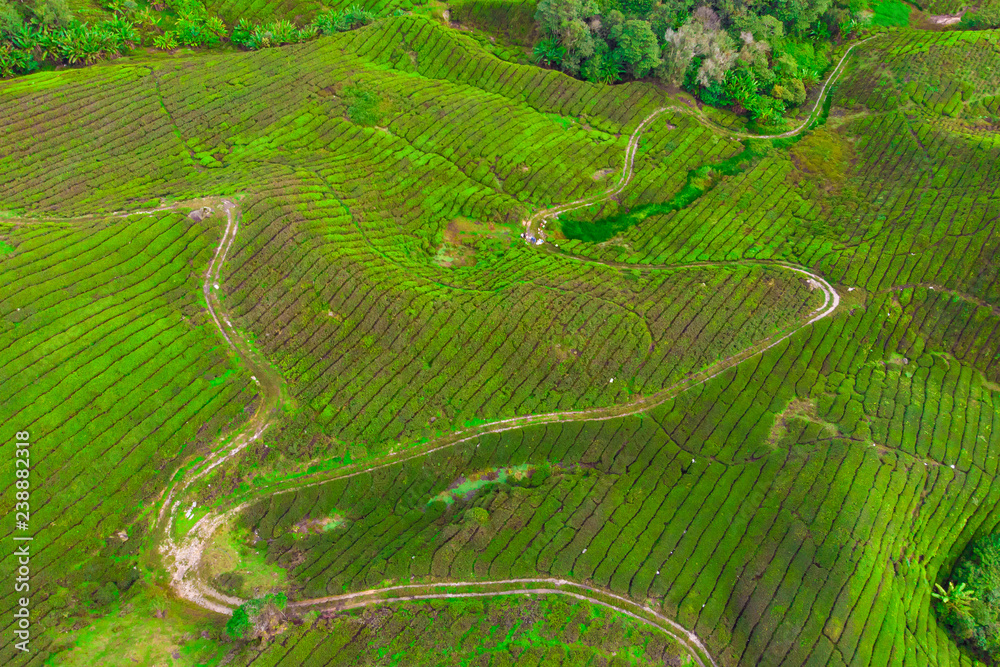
[738,31,771,71]
[32,0,74,28]
[0,0,22,34]
[694,28,736,85]
[771,0,833,34]
[662,21,704,84]
[773,76,805,105]
[534,0,599,74]
[535,0,598,37]
[581,37,621,83]
[661,11,736,87]
[559,16,594,74]
[652,0,696,25]
[531,0,831,115]
[610,19,660,78]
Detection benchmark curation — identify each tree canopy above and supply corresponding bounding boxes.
[533,0,871,122]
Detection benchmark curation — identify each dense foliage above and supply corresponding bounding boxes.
[532,0,878,121]
[157,0,229,49]
[959,6,1000,29]
[230,6,375,49]
[0,0,377,78]
[0,0,139,76]
[937,533,1000,660]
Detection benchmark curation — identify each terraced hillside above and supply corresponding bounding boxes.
[237,595,693,665]
[1,10,999,667]
[0,207,259,661]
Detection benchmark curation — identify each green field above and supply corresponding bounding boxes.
[2,3,1000,666]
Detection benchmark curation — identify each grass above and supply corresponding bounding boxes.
[871,0,912,26]
[52,586,229,666]
[201,523,288,598]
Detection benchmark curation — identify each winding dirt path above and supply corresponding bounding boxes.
[154,202,285,613]
[291,578,718,667]
[7,39,875,663]
[154,234,837,663]
[726,35,879,140]
[523,35,879,243]
[148,49,861,657]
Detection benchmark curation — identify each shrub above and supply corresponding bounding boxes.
[313,8,349,34]
[225,592,289,640]
[152,30,177,49]
[0,42,37,77]
[959,9,1000,29]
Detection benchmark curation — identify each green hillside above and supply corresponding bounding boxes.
[1,5,999,667]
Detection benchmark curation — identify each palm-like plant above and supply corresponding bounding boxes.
[35,31,62,62]
[104,0,127,16]
[532,38,564,67]
[297,23,318,40]
[103,17,137,49]
[204,16,226,38]
[933,582,977,616]
[807,21,830,40]
[8,23,39,50]
[132,7,158,29]
[312,9,350,34]
[52,23,88,64]
[267,19,298,44]
[597,55,623,84]
[725,67,757,102]
[84,38,106,64]
[231,17,253,46]
[345,5,374,27]
[152,30,177,49]
[245,28,270,50]
[0,44,17,78]
[0,43,38,78]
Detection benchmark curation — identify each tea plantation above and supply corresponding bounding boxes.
[1,2,999,666]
